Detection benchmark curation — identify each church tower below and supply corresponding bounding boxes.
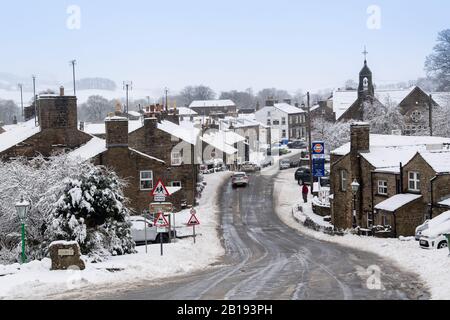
[358,47,374,101]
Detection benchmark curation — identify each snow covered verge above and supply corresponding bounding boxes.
[0,172,230,300]
[274,168,450,300]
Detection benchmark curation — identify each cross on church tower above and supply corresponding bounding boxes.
[362,46,368,62]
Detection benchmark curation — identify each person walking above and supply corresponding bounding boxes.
[302,183,309,203]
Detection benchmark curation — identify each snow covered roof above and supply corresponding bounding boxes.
[331,90,357,120]
[105,116,128,121]
[438,199,450,207]
[166,186,182,195]
[170,107,198,116]
[333,134,450,157]
[375,88,415,105]
[189,100,236,108]
[273,103,305,115]
[333,134,450,172]
[129,148,165,164]
[67,136,107,162]
[419,150,450,173]
[157,120,200,145]
[375,194,422,212]
[360,146,419,172]
[128,111,142,117]
[331,87,418,120]
[83,120,143,135]
[200,132,238,155]
[0,119,41,153]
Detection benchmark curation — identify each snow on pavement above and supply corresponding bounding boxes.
[274,168,450,300]
[0,172,230,300]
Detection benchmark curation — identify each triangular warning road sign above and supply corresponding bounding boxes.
[152,179,170,197]
[154,212,170,227]
[187,214,200,226]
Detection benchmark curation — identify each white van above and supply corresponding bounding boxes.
[419,219,450,250]
[415,211,450,241]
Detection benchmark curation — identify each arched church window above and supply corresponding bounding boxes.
[363,77,369,90]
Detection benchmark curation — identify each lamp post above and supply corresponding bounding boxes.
[15,196,30,264]
[351,180,360,229]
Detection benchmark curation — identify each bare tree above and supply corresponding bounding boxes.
[425,29,450,91]
[179,85,216,107]
[0,99,20,124]
[79,95,115,122]
[219,89,256,109]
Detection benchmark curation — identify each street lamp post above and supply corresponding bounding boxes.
[15,196,30,264]
[351,180,360,229]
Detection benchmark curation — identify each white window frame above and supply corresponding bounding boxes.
[140,171,154,191]
[171,151,182,166]
[378,180,388,195]
[282,129,287,138]
[408,171,421,192]
[341,170,347,191]
[282,117,286,125]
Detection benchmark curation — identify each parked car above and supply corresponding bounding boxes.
[260,157,273,168]
[295,167,311,184]
[415,210,450,241]
[232,172,249,188]
[279,159,291,170]
[268,143,289,156]
[295,167,329,184]
[419,219,450,250]
[288,140,307,149]
[289,158,301,168]
[240,161,260,172]
[129,216,174,244]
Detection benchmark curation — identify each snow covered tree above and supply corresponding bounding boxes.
[425,29,450,91]
[362,97,404,135]
[312,118,350,152]
[434,97,450,137]
[0,155,135,264]
[47,166,135,260]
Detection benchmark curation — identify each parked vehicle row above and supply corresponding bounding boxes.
[416,211,450,250]
[130,216,175,244]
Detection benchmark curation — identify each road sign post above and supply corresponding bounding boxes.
[187,209,200,244]
[154,211,170,256]
[144,218,148,254]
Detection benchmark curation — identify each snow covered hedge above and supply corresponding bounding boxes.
[0,155,135,264]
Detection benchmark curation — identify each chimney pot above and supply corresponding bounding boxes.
[60,86,64,96]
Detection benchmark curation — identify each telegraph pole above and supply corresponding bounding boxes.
[17,83,24,120]
[307,92,314,195]
[70,60,77,95]
[165,87,169,111]
[32,75,37,126]
[123,81,133,118]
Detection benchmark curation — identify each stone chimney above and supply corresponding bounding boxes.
[350,122,370,154]
[265,97,275,107]
[105,116,128,148]
[12,115,17,125]
[38,87,77,130]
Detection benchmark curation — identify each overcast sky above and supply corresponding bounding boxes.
[0,0,449,95]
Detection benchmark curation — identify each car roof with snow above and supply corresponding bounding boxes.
[422,219,450,238]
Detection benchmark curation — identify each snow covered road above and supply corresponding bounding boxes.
[59,167,429,300]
